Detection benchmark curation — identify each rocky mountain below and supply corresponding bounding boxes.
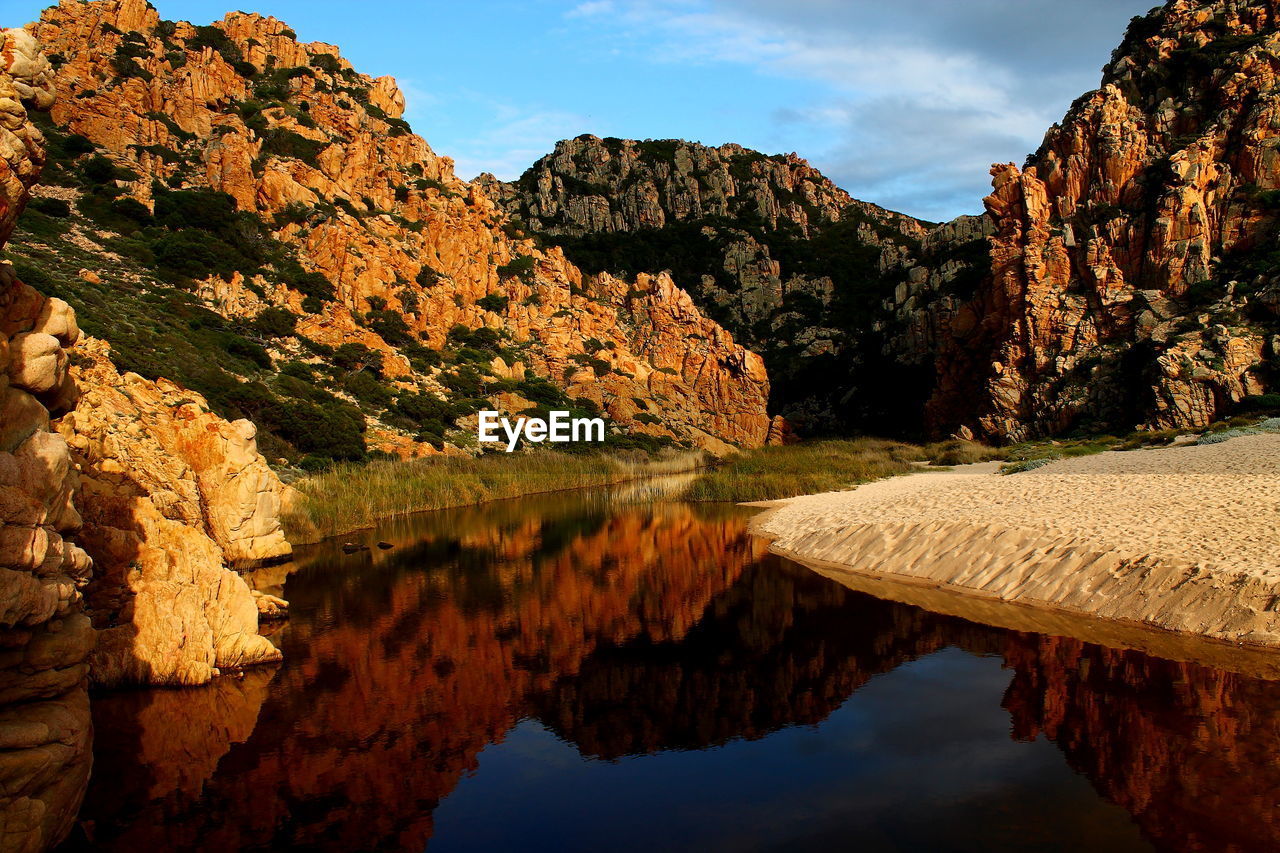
[915,0,1280,441]
[481,135,928,432]
[11,0,769,464]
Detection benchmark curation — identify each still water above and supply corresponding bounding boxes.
[67,486,1280,852]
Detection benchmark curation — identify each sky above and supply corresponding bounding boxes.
[9,0,1159,221]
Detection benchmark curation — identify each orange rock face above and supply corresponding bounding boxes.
[922,1,1280,441]
[31,0,771,452]
[55,339,290,688]
[0,26,92,853]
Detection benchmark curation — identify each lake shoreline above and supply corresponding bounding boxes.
[750,435,1280,673]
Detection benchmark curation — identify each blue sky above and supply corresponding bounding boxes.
[10,0,1158,221]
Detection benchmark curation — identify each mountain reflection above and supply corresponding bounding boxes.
[67,491,1280,852]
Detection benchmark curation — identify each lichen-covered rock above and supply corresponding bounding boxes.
[56,339,289,688]
[0,26,92,853]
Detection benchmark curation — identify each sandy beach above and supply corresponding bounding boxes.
[754,434,1280,668]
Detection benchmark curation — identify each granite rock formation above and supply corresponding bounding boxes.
[0,25,92,853]
[4,11,291,706]
[921,0,1280,441]
[56,339,288,688]
[490,1,1280,443]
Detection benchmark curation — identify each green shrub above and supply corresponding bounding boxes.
[217,331,272,369]
[80,155,137,185]
[1238,393,1280,412]
[110,55,154,81]
[365,309,413,345]
[476,293,509,312]
[333,342,380,372]
[309,53,341,75]
[28,197,71,218]
[343,369,393,408]
[186,25,244,66]
[254,306,298,337]
[274,259,336,302]
[1000,457,1057,474]
[262,398,366,461]
[496,255,536,280]
[260,128,327,167]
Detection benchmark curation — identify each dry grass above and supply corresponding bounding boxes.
[680,439,932,503]
[283,448,706,542]
[921,439,1005,466]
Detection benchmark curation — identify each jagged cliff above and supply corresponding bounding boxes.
[482,135,927,432]
[920,0,1280,441]
[15,0,769,458]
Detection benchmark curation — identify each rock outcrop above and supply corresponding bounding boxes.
[23,1,770,455]
[921,0,1280,441]
[0,25,92,853]
[482,135,927,432]
[56,340,288,688]
[488,2,1280,444]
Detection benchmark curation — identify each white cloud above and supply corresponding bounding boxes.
[556,0,1152,219]
[447,104,594,181]
[565,1,616,19]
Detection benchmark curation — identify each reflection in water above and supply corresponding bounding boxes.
[64,489,1280,852]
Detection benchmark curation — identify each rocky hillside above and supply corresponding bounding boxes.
[481,135,928,432]
[11,0,769,462]
[917,0,1280,441]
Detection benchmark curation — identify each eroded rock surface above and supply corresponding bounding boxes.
[920,0,1280,441]
[482,135,927,431]
[56,340,288,688]
[0,25,91,853]
[5,10,292,721]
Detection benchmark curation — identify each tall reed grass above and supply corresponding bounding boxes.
[281,438,1005,543]
[282,448,706,542]
[680,439,918,502]
[680,438,1003,502]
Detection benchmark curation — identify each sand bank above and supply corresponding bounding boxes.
[753,435,1280,673]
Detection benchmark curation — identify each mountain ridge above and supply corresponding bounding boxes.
[481,133,930,432]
